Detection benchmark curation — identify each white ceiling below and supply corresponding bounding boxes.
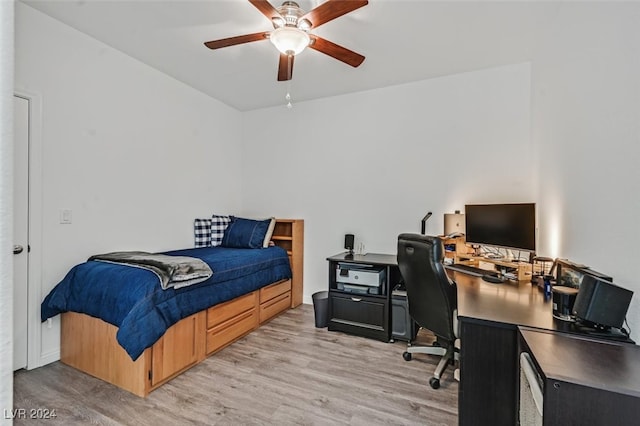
[21,0,554,111]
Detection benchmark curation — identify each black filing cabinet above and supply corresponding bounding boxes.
[327,253,402,342]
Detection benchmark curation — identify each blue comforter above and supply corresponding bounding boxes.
[41,246,292,360]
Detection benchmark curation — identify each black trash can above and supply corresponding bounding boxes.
[312,291,329,328]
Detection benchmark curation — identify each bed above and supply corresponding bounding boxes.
[41,218,304,397]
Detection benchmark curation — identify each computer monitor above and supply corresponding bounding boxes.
[573,275,633,331]
[553,258,612,289]
[464,203,536,252]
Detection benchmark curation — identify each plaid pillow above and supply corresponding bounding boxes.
[211,215,233,247]
[194,218,212,248]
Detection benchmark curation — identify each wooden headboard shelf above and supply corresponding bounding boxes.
[271,219,304,307]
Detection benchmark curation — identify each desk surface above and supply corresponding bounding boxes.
[326,252,398,266]
[328,252,629,340]
[329,252,607,334]
[519,327,640,398]
[453,272,555,330]
[454,271,633,341]
[328,251,554,328]
[328,252,556,329]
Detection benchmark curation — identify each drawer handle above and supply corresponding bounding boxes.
[351,297,362,302]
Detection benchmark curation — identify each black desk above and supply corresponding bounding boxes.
[326,254,635,425]
[454,271,635,426]
[518,327,640,425]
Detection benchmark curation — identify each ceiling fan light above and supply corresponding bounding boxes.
[297,18,311,31]
[269,27,310,56]
[271,17,285,28]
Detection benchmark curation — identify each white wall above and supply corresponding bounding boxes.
[15,1,640,368]
[15,3,244,364]
[242,63,533,302]
[242,4,640,339]
[533,3,640,334]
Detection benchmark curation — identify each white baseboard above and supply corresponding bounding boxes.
[35,349,60,369]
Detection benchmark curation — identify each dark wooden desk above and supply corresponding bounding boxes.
[453,272,634,426]
[454,272,552,426]
[325,255,635,424]
[518,327,640,425]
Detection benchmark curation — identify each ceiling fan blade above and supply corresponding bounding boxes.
[204,31,270,50]
[249,0,282,21]
[278,53,294,81]
[301,0,368,29]
[308,36,365,67]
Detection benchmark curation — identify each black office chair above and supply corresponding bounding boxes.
[397,233,459,389]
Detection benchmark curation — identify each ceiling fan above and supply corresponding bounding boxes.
[204,0,368,81]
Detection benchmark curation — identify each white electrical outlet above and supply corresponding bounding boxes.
[60,209,72,224]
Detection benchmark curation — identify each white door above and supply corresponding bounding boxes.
[13,95,29,371]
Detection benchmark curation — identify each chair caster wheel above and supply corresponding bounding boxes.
[429,377,440,389]
[403,351,412,361]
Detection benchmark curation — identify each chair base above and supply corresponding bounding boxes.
[403,342,458,389]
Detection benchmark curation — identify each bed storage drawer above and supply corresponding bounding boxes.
[206,309,258,355]
[207,291,257,329]
[260,291,292,323]
[206,291,259,355]
[259,279,292,323]
[259,279,291,302]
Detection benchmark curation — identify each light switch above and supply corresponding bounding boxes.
[60,209,72,224]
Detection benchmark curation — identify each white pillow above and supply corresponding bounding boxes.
[262,217,276,248]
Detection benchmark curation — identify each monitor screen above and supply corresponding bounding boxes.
[465,203,536,252]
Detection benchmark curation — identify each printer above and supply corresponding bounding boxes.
[336,262,386,295]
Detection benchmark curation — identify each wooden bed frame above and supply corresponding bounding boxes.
[60,219,304,397]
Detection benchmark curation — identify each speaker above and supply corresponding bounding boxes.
[573,275,633,330]
[344,234,354,251]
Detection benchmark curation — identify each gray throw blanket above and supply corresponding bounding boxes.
[89,251,213,290]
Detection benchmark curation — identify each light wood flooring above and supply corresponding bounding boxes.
[14,304,458,425]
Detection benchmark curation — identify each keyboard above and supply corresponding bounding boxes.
[445,263,499,278]
[481,274,505,284]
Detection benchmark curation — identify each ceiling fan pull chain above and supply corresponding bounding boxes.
[285,91,292,109]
